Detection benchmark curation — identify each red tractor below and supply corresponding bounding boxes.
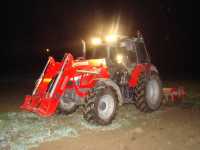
[21,33,163,125]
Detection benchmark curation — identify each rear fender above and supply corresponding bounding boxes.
[129,64,145,88]
[149,65,159,75]
[129,64,159,88]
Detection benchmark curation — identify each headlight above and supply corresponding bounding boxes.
[105,34,118,43]
[91,37,102,45]
[116,54,123,64]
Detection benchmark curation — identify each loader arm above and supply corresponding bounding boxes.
[49,54,72,98]
[20,53,74,117]
[32,57,55,95]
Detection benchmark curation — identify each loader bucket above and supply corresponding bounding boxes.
[20,95,59,117]
[36,98,59,116]
[20,95,40,112]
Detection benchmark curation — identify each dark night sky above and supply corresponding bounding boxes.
[1,0,196,80]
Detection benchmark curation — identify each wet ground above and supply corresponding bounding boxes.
[0,77,200,150]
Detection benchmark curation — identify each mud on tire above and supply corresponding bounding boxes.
[135,72,162,112]
[83,81,118,125]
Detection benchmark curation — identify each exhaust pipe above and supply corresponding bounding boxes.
[81,40,86,58]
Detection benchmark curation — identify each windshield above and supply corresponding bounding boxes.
[86,45,108,59]
[110,46,137,64]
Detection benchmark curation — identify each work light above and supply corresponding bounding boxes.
[105,34,118,43]
[91,37,102,45]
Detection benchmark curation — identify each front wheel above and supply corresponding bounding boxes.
[83,82,118,125]
[135,73,162,112]
[59,99,77,114]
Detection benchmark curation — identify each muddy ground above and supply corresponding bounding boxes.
[0,77,200,150]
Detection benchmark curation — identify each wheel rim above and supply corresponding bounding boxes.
[98,94,115,120]
[146,79,160,105]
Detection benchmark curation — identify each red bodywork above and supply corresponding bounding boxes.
[129,63,159,87]
[20,53,110,116]
[20,53,186,116]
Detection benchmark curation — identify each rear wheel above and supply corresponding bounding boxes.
[83,81,118,125]
[135,72,162,112]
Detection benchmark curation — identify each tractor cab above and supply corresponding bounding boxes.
[85,34,150,76]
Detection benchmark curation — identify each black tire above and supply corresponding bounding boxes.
[59,97,77,115]
[58,89,77,115]
[135,72,162,112]
[83,81,118,125]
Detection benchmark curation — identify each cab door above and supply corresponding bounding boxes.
[134,39,151,63]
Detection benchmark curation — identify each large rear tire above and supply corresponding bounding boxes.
[83,81,118,125]
[135,72,162,112]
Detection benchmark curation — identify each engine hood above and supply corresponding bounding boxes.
[71,58,109,77]
[73,58,107,68]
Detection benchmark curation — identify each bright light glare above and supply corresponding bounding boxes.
[91,37,102,45]
[105,34,118,43]
[116,54,123,64]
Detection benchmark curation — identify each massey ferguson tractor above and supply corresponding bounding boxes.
[20,33,185,125]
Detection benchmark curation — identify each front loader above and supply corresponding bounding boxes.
[21,33,185,125]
